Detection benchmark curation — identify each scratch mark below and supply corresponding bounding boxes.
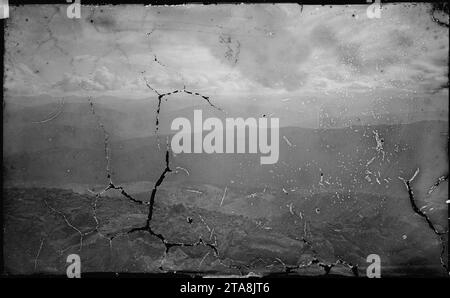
[199,252,210,268]
[373,130,385,161]
[170,166,190,176]
[283,135,293,147]
[220,186,228,207]
[185,189,203,194]
[31,98,64,124]
[34,237,45,271]
[428,174,448,195]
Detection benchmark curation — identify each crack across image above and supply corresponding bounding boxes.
[2,3,449,278]
[399,169,448,273]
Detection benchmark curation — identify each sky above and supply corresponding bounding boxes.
[4,4,449,118]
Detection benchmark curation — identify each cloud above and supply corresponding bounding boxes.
[92,66,121,90]
[4,63,48,95]
[4,4,448,100]
[53,66,131,92]
[200,7,313,92]
[53,73,104,92]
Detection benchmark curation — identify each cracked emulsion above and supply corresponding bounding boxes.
[34,86,447,276]
[85,93,361,276]
[87,98,222,270]
[4,4,448,277]
[399,169,449,273]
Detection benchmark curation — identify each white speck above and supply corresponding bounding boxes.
[366,156,376,166]
[283,136,293,147]
[220,186,227,206]
[289,203,294,215]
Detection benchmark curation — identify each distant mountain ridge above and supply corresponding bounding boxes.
[4,94,448,137]
[4,120,448,200]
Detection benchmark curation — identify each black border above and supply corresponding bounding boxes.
[0,2,448,295]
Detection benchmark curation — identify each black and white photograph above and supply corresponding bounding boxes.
[1,0,449,289]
